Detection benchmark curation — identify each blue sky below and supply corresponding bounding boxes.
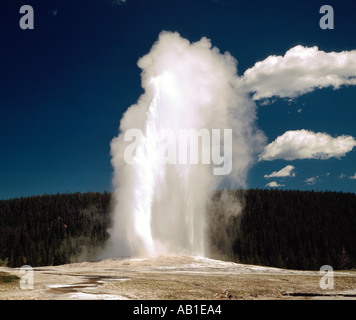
[1,0,356,199]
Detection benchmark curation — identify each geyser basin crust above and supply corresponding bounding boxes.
[1,255,356,300]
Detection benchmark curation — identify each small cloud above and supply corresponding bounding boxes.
[350,173,356,180]
[266,181,285,188]
[264,165,295,179]
[297,108,302,113]
[339,173,346,179]
[305,176,319,185]
[50,8,58,16]
[258,98,276,106]
[112,0,126,5]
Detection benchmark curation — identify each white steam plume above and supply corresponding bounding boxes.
[104,31,264,258]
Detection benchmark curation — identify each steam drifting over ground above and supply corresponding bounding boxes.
[104,31,264,258]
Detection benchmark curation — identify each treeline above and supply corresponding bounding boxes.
[0,192,111,267]
[208,189,356,270]
[1,189,355,270]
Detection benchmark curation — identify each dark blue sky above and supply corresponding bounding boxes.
[1,0,356,199]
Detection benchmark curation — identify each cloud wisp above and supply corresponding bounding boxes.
[264,165,295,178]
[112,0,126,5]
[305,176,319,185]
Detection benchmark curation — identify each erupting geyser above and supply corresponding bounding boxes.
[104,31,264,258]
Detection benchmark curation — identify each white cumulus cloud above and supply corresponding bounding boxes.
[264,165,295,178]
[259,130,356,161]
[350,173,356,180]
[265,181,285,188]
[241,45,356,100]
